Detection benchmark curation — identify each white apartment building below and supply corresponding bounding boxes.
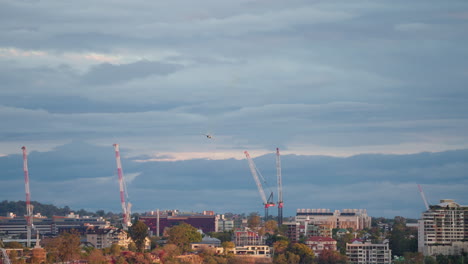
[346,241,392,264]
[418,199,468,256]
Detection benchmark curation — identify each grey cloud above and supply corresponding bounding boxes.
[81,60,183,85]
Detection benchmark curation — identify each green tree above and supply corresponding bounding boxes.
[335,232,354,255]
[390,216,418,257]
[109,243,122,256]
[128,220,149,252]
[289,243,315,264]
[167,223,202,253]
[207,231,233,242]
[221,241,235,256]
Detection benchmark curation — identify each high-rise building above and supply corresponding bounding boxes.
[418,199,468,256]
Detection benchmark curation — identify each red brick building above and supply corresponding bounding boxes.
[140,214,216,235]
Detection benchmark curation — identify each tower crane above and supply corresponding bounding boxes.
[418,184,430,210]
[276,148,283,226]
[21,146,33,248]
[244,151,276,221]
[113,144,132,230]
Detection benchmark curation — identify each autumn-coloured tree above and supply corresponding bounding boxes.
[43,230,81,262]
[153,243,181,263]
[317,249,347,264]
[264,220,278,234]
[87,248,107,264]
[247,213,261,231]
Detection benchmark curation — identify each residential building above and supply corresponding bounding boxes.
[284,221,300,242]
[418,199,468,256]
[305,236,337,256]
[86,227,130,249]
[346,240,392,264]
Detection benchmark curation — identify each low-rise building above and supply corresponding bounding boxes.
[305,236,337,256]
[86,227,130,249]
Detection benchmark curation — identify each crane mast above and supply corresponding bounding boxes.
[21,146,33,248]
[276,148,283,226]
[244,151,275,221]
[418,184,430,210]
[113,144,132,230]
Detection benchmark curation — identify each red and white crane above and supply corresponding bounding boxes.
[21,146,33,248]
[418,184,430,210]
[276,148,283,226]
[113,144,132,230]
[244,151,275,221]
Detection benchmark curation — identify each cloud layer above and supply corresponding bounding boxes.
[1,0,467,217]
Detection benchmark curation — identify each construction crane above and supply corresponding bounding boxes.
[113,144,132,230]
[276,148,283,226]
[244,151,276,221]
[418,184,430,210]
[21,146,33,248]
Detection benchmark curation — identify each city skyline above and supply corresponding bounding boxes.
[1,1,468,220]
[1,141,467,219]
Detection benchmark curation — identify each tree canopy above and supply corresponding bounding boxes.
[167,222,202,253]
[128,220,149,252]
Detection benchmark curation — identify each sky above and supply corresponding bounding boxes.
[1,0,468,219]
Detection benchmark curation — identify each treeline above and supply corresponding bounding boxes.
[0,200,115,218]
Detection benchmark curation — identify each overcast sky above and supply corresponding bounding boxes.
[1,0,468,218]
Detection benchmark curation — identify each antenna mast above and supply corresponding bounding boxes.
[113,144,132,230]
[276,148,283,226]
[22,146,33,247]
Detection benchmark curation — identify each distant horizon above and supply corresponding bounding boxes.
[1,143,466,220]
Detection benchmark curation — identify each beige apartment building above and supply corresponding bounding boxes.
[296,208,371,230]
[418,199,468,256]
